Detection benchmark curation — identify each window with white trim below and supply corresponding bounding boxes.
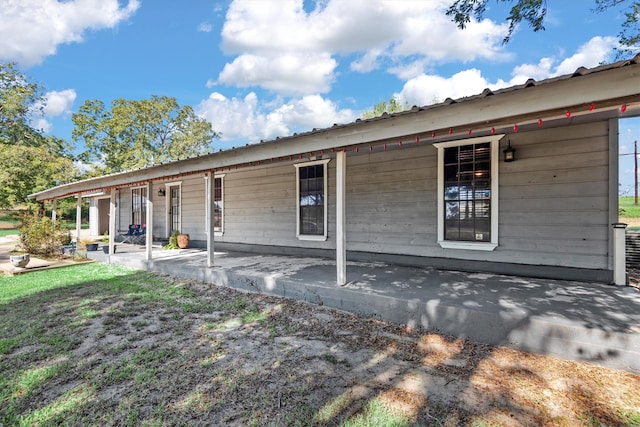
[214,176,223,232]
[131,187,147,225]
[295,159,330,241]
[435,135,502,251]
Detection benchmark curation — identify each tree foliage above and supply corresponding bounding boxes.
[73,95,219,174]
[446,0,640,55]
[0,62,77,208]
[362,96,408,119]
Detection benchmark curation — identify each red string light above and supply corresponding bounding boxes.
[589,103,595,111]
[538,119,543,126]
[383,144,387,150]
[448,128,453,135]
[566,111,571,118]
[491,128,496,134]
[432,131,436,138]
[513,125,519,132]
[355,147,359,153]
[398,141,403,147]
[416,136,420,143]
[467,129,472,136]
[621,104,627,112]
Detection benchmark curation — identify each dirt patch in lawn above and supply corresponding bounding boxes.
[1,270,639,426]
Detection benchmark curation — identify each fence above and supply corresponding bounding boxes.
[626,230,640,269]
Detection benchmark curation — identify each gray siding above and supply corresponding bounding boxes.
[344,121,610,270]
[220,161,336,249]
[114,121,611,272]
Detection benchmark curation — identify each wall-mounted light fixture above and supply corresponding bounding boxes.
[503,140,516,162]
[158,187,166,197]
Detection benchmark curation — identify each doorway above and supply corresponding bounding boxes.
[168,185,181,236]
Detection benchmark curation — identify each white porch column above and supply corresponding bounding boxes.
[205,172,215,267]
[51,200,57,224]
[75,196,82,244]
[145,181,154,261]
[108,189,117,258]
[336,150,346,286]
[613,222,628,286]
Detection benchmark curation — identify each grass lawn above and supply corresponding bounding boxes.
[0,229,18,238]
[1,264,639,426]
[620,197,640,218]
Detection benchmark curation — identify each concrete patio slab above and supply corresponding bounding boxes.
[88,244,640,373]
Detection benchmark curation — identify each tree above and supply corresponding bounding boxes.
[73,95,220,174]
[446,0,640,56]
[0,62,77,208]
[362,96,408,119]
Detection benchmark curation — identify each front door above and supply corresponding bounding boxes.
[169,185,180,236]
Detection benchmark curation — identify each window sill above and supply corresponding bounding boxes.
[438,241,497,251]
[297,234,328,242]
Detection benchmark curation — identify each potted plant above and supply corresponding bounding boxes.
[102,232,116,253]
[10,253,30,268]
[177,232,190,249]
[78,239,98,252]
[163,230,181,249]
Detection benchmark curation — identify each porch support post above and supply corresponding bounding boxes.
[51,200,57,224]
[145,182,154,261]
[613,222,628,286]
[108,189,116,257]
[336,150,346,286]
[205,172,215,267]
[75,196,82,244]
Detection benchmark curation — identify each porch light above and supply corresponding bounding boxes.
[503,140,516,162]
[158,187,166,197]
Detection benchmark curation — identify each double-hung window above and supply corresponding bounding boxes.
[214,176,223,233]
[434,135,501,251]
[131,187,147,225]
[295,159,330,241]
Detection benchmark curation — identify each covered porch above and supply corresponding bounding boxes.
[85,243,640,374]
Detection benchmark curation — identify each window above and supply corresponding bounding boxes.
[131,187,147,225]
[214,176,223,232]
[435,135,501,251]
[295,159,330,240]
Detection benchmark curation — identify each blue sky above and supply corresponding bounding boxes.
[1,0,638,193]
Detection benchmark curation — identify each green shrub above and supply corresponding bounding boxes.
[163,230,180,249]
[19,212,71,257]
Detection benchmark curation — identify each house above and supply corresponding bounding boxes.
[30,55,640,286]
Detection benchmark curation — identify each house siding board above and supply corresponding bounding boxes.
[218,160,336,249]
[341,121,609,270]
[346,146,435,254]
[180,176,206,240]
[497,121,609,268]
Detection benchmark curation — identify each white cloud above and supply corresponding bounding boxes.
[198,22,212,33]
[554,36,618,75]
[397,36,619,108]
[29,89,77,133]
[0,0,140,67]
[42,89,77,117]
[511,36,618,82]
[217,0,509,95]
[398,69,507,107]
[195,92,355,144]
[217,53,337,95]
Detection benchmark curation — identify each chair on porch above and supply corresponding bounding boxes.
[120,224,146,245]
